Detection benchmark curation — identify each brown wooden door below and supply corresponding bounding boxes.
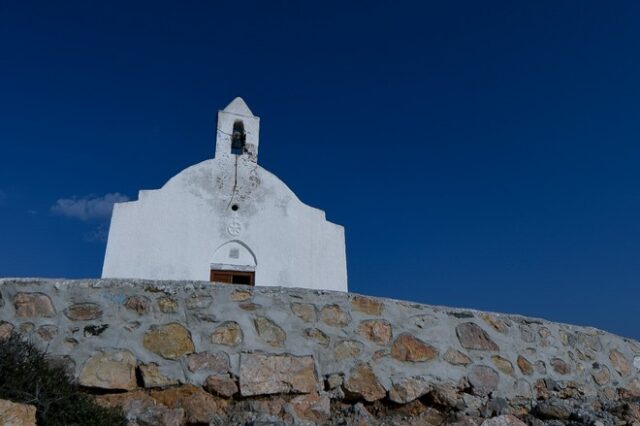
[210,270,255,286]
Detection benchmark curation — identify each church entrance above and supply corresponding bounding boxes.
[210,269,255,286]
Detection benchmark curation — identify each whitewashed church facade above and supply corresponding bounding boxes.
[102,98,348,292]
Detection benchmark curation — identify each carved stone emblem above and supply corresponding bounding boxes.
[227,222,242,236]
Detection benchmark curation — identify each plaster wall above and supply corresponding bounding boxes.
[102,98,347,291]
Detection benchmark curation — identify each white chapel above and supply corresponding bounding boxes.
[102,98,348,292]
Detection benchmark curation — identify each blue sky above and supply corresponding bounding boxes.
[1,1,640,338]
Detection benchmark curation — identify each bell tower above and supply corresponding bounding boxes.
[214,97,261,163]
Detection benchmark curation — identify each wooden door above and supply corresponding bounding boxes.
[210,270,255,286]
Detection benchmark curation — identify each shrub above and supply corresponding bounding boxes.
[0,333,126,426]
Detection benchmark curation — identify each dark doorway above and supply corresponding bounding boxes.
[210,269,255,286]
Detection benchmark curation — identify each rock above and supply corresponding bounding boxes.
[492,356,515,376]
[47,355,76,378]
[125,321,141,332]
[444,348,472,366]
[351,295,384,315]
[372,349,387,361]
[239,353,317,396]
[157,296,178,313]
[514,379,532,399]
[19,323,34,334]
[550,358,570,375]
[320,304,351,327]
[395,405,446,425]
[150,384,227,424]
[36,324,58,341]
[143,323,195,360]
[231,289,252,301]
[291,303,317,322]
[480,314,510,334]
[592,364,610,385]
[139,363,179,388]
[533,399,571,420]
[456,322,499,351]
[358,319,392,345]
[203,374,238,398]
[290,393,331,423]
[185,294,213,310]
[519,325,535,343]
[185,351,230,374]
[304,328,330,346]
[0,399,37,426]
[0,321,14,340]
[481,414,527,426]
[449,311,475,319]
[609,349,631,377]
[97,390,185,426]
[459,393,484,417]
[136,405,185,426]
[483,397,509,417]
[534,360,546,374]
[558,329,574,347]
[451,416,480,426]
[326,374,343,389]
[468,365,499,396]
[253,316,286,347]
[239,302,260,311]
[533,379,549,400]
[516,355,533,375]
[413,314,439,329]
[344,363,386,402]
[210,321,243,346]
[64,337,79,349]
[248,397,287,418]
[63,302,102,321]
[351,402,379,426]
[79,349,137,390]
[391,334,438,362]
[574,348,594,361]
[335,340,363,360]
[625,378,640,396]
[124,296,150,315]
[576,331,602,352]
[95,389,144,408]
[14,292,55,318]
[84,324,108,337]
[389,376,431,403]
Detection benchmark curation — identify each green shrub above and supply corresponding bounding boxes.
[0,333,126,426]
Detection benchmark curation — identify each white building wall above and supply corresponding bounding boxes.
[102,98,348,292]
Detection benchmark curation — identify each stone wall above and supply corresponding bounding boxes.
[1,278,640,425]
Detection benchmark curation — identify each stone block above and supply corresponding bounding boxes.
[143,323,195,360]
[14,292,55,318]
[185,351,230,374]
[63,303,102,321]
[456,322,499,351]
[253,316,286,347]
[0,399,37,426]
[344,363,386,402]
[391,334,438,362]
[210,321,243,346]
[358,319,392,345]
[79,349,137,390]
[239,353,317,396]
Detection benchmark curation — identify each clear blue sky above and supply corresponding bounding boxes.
[1,1,640,338]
